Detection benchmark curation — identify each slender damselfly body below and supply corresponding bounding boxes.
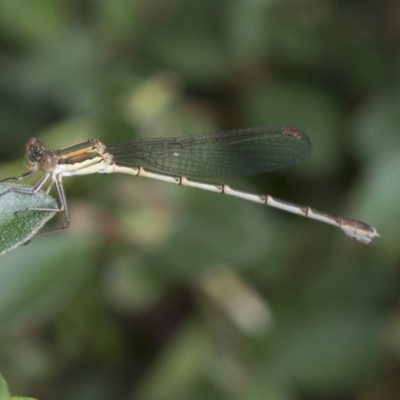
[0,126,379,244]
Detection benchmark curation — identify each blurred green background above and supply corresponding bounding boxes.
[0,1,399,399]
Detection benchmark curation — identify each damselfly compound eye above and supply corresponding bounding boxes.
[25,138,39,153]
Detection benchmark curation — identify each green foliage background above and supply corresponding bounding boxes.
[0,1,399,399]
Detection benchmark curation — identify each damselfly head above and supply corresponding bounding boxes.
[25,138,43,171]
[24,137,57,172]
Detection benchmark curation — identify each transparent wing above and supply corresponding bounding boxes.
[106,126,312,178]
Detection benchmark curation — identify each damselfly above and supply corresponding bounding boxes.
[0,126,379,244]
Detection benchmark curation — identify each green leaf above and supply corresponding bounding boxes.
[11,398,38,400]
[0,373,11,400]
[0,182,57,257]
